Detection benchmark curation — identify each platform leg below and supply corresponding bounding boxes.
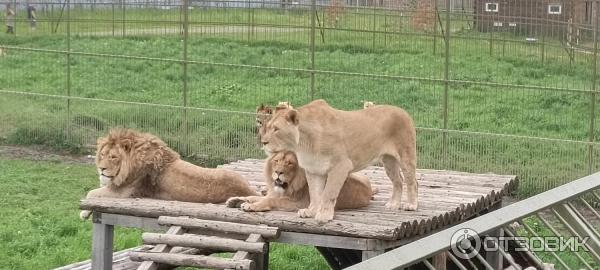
[91,213,114,270]
[255,242,269,270]
[361,250,384,261]
[432,252,447,270]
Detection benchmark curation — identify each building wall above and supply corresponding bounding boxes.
[474,0,577,37]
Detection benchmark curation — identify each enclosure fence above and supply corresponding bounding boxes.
[0,0,599,196]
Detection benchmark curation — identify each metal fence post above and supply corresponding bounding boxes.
[372,7,376,49]
[121,0,125,37]
[112,0,115,37]
[383,12,387,47]
[442,0,450,166]
[310,0,316,101]
[183,0,190,155]
[589,2,599,175]
[433,0,438,55]
[66,0,72,142]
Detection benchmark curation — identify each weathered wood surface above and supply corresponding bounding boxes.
[81,198,401,240]
[80,159,517,240]
[158,216,280,239]
[142,232,266,253]
[137,225,184,270]
[129,252,254,270]
[54,246,150,270]
[227,234,267,270]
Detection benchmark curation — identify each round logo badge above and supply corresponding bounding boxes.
[450,228,481,259]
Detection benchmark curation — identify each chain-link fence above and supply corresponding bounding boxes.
[0,0,598,196]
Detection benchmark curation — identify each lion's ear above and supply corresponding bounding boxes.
[256,104,265,113]
[120,139,133,153]
[264,106,273,114]
[257,104,273,114]
[286,109,299,125]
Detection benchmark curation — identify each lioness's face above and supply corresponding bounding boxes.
[261,109,299,155]
[270,151,298,193]
[95,144,124,186]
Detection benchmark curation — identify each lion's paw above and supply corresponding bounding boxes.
[402,202,418,211]
[297,208,315,218]
[314,211,334,224]
[79,210,92,220]
[240,202,257,212]
[384,200,402,210]
[225,197,246,208]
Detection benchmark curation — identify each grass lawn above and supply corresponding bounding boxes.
[0,157,328,270]
[0,30,596,196]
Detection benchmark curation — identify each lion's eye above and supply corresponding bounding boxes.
[109,155,117,160]
[273,127,279,132]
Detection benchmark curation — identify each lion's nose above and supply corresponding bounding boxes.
[99,167,107,172]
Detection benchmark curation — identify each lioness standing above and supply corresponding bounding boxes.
[261,99,417,223]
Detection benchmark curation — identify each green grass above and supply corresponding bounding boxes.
[518,216,599,269]
[0,158,328,270]
[0,29,596,195]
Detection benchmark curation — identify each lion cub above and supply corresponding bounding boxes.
[226,151,373,212]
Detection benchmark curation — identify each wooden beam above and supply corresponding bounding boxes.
[129,252,254,270]
[142,232,266,253]
[80,198,400,240]
[227,234,269,270]
[92,212,114,270]
[158,216,280,239]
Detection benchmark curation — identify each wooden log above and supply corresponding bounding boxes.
[137,225,185,270]
[227,234,266,270]
[143,233,266,253]
[80,198,401,240]
[158,216,280,239]
[129,252,254,270]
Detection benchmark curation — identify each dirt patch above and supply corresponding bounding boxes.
[0,145,94,164]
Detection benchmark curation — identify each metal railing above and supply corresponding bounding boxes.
[0,0,599,195]
[347,172,600,270]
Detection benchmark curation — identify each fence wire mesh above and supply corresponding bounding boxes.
[1,0,599,196]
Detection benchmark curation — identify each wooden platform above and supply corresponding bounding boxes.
[76,159,518,269]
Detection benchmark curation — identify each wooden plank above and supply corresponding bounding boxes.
[92,214,114,270]
[276,232,372,250]
[55,246,147,270]
[81,198,401,240]
[137,225,184,270]
[129,252,254,270]
[158,216,280,239]
[142,233,266,253]
[228,234,264,270]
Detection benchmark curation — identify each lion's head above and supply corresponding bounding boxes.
[261,104,300,155]
[268,151,305,196]
[95,129,179,188]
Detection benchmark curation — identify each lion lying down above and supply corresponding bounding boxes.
[80,129,257,219]
[226,151,374,212]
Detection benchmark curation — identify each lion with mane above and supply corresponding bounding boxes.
[80,129,257,219]
[226,151,373,212]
